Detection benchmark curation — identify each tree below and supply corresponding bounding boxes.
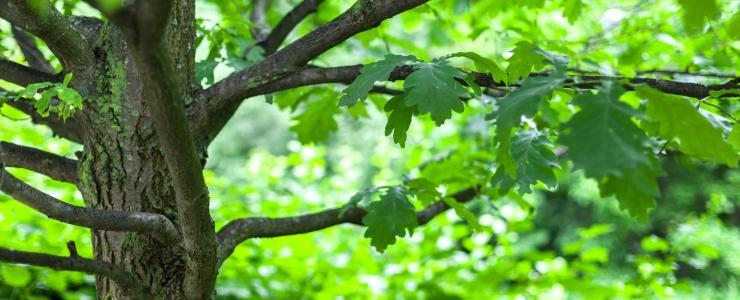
[0,0,737,299]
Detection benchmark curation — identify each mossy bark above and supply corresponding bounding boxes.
[72,2,198,297]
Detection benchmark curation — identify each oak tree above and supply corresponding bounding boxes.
[0,0,737,298]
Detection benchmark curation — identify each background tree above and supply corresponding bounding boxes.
[0,0,738,299]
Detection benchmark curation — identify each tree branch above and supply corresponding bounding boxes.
[188,63,738,147]
[115,1,218,297]
[0,247,149,297]
[0,0,95,70]
[0,168,179,244]
[0,57,59,86]
[11,26,55,74]
[218,64,740,104]
[216,187,477,265]
[257,0,325,55]
[190,0,429,145]
[0,88,84,143]
[0,141,77,184]
[635,69,736,79]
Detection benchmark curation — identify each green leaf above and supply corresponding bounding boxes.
[708,89,740,98]
[58,88,82,108]
[561,81,650,178]
[34,89,56,116]
[490,169,516,196]
[196,59,219,85]
[489,70,567,129]
[448,52,507,84]
[461,74,482,97]
[14,73,84,120]
[290,98,340,144]
[495,127,518,179]
[363,187,418,252]
[62,73,73,85]
[642,236,670,252]
[57,87,83,119]
[384,92,416,147]
[407,178,441,206]
[728,12,740,39]
[677,0,718,34]
[442,196,482,231]
[339,54,418,107]
[562,0,583,24]
[1,266,32,287]
[580,247,609,263]
[729,124,740,151]
[347,101,369,119]
[403,61,468,125]
[521,0,545,8]
[636,85,738,167]
[274,88,314,111]
[17,82,53,99]
[578,224,613,239]
[506,41,545,83]
[599,161,663,221]
[493,130,559,193]
[532,48,569,70]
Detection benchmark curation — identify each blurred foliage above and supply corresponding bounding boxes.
[1,0,739,298]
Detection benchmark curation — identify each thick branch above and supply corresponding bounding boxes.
[0,1,95,70]
[0,57,58,86]
[116,1,218,297]
[217,187,477,265]
[0,88,84,143]
[0,247,148,297]
[257,0,325,55]
[11,26,55,74]
[0,169,179,244]
[0,141,77,184]
[191,0,428,144]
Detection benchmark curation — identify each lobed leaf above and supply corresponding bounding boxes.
[561,81,650,178]
[599,159,664,221]
[339,54,419,107]
[448,52,507,84]
[290,98,340,144]
[384,92,416,147]
[402,61,468,125]
[362,187,418,252]
[492,129,559,193]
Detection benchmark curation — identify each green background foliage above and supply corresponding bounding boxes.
[1,0,739,298]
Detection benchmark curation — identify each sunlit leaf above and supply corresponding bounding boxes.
[676,0,718,34]
[637,85,738,167]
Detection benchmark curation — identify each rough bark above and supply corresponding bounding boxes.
[69,15,196,298]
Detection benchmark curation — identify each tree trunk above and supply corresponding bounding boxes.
[74,4,197,297]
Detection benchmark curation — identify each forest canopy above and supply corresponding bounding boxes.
[0,0,738,299]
